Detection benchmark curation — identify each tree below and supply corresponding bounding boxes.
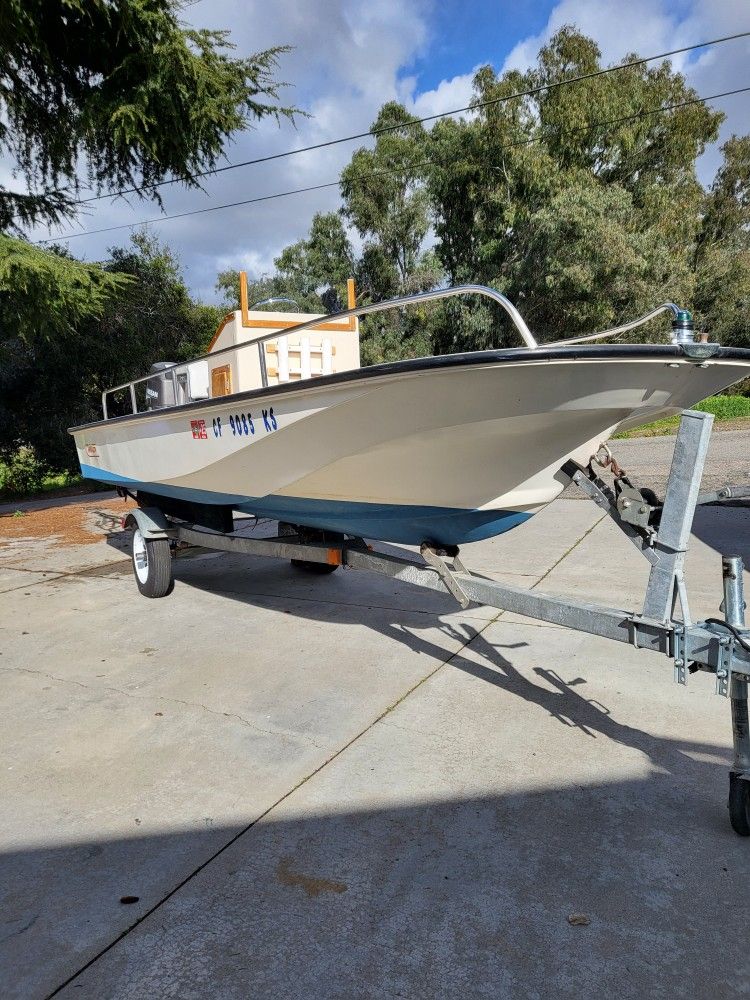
[213,268,324,315]
[694,136,750,349]
[216,212,356,314]
[0,0,293,361]
[94,230,223,367]
[212,27,749,369]
[339,103,442,361]
[0,0,294,482]
[0,0,293,231]
[0,232,223,474]
[513,181,686,334]
[0,237,131,343]
[341,102,434,295]
[275,212,356,311]
[216,270,278,313]
[427,27,723,347]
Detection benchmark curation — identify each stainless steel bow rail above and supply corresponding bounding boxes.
[102,286,698,416]
[123,409,750,835]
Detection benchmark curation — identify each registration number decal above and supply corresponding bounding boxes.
[190,408,278,441]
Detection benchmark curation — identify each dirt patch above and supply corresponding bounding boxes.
[709,418,750,433]
[276,858,348,898]
[0,496,134,547]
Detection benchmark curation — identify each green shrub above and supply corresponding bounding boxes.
[0,447,48,498]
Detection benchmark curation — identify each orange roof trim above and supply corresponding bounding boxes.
[207,272,358,352]
[206,312,236,352]
[239,271,357,332]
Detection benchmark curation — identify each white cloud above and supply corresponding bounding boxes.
[17,0,437,299]
[404,69,477,122]
[502,0,681,74]
[7,0,750,300]
[499,0,750,181]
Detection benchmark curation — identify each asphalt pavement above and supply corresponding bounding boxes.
[609,429,750,495]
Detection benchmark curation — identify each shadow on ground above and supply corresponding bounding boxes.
[3,747,748,1000]
[6,544,750,996]
[8,513,733,998]
[176,553,712,767]
[690,504,750,565]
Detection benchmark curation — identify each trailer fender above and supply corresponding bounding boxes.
[123,506,170,540]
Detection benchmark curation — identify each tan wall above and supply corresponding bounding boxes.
[208,310,360,397]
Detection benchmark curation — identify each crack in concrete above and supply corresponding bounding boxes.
[0,665,326,751]
[0,580,64,596]
[0,562,128,594]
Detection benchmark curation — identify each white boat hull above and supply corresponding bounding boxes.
[71,349,750,544]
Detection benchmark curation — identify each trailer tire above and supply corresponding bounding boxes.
[279,522,342,575]
[131,528,174,598]
[728,773,750,836]
[291,558,339,575]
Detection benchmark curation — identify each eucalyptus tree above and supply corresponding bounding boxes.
[340,101,434,294]
[275,212,356,311]
[694,135,750,350]
[215,212,356,318]
[339,102,442,360]
[427,27,724,347]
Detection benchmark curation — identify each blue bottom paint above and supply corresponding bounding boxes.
[80,463,533,545]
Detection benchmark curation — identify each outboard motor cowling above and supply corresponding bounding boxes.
[145,362,178,410]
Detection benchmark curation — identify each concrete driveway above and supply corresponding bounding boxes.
[2,460,750,998]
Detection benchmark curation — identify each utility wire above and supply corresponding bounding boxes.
[74,29,750,206]
[34,84,750,245]
[38,180,343,242]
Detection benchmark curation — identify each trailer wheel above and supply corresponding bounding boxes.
[279,522,342,575]
[291,558,339,575]
[729,773,750,836]
[131,528,174,598]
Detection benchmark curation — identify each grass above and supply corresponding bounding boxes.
[614,395,750,439]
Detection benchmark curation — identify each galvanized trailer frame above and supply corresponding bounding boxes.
[124,410,750,835]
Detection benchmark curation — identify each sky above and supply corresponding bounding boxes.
[11,0,750,302]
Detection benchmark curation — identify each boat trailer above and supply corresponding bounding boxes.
[122,410,750,835]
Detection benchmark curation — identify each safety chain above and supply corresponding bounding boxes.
[592,443,629,482]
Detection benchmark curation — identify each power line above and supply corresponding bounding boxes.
[74,29,750,206]
[38,181,342,242]
[33,85,750,245]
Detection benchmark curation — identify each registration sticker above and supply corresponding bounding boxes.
[190,419,208,440]
[85,444,99,458]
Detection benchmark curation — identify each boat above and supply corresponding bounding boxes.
[66,277,750,839]
[69,275,750,546]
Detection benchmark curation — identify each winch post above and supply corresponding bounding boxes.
[724,556,750,776]
[640,410,713,623]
